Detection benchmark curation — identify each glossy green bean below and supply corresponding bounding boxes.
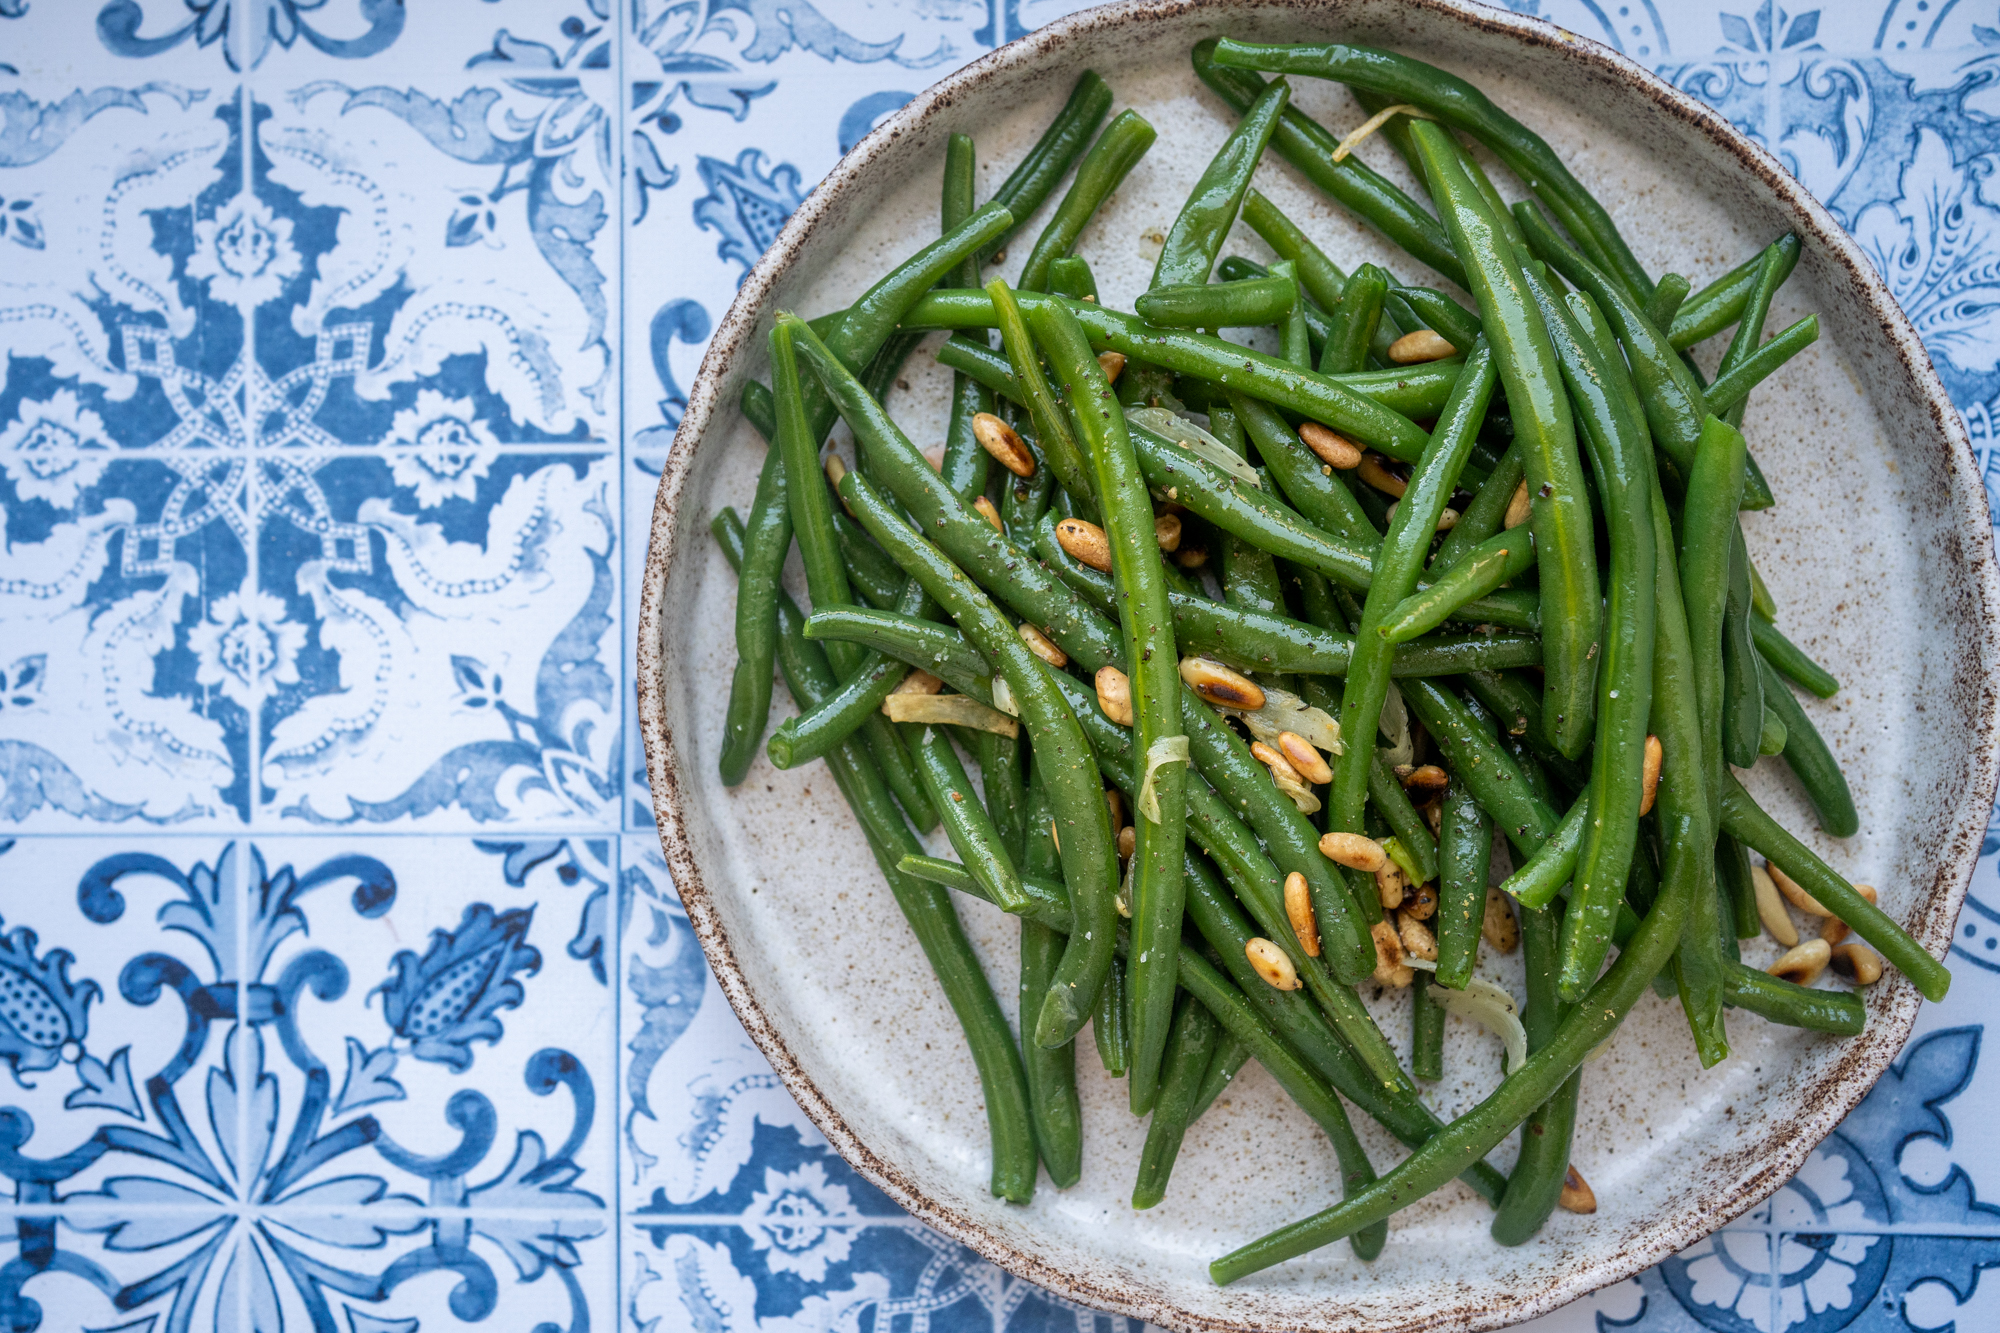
[1752,618,1840,698]
[1680,416,1750,827]
[1724,963,1866,1034]
[1393,286,1482,353]
[1716,832,1761,939]
[1403,677,1559,859]
[1430,439,1526,575]
[1704,316,1819,417]
[1094,959,1132,1076]
[1382,530,1533,645]
[1411,972,1446,1082]
[1019,110,1157,292]
[1212,39,1653,300]
[1412,122,1600,760]
[1241,189,1349,312]
[765,645,911,769]
[1133,993,1219,1209]
[944,132,980,289]
[1231,391,1381,546]
[1321,264,1388,376]
[983,71,1115,262]
[1715,238,1802,427]
[1669,246,1777,348]
[1722,536,1766,770]
[1757,657,1859,837]
[1155,75,1290,289]
[833,511,904,608]
[1502,792,1587,910]
[1191,1035,1252,1120]
[1047,254,1098,301]
[1033,299,1189,1109]
[1139,275,1297,328]
[913,725,1031,914]
[941,370,995,504]
[1646,272,1691,331]
[1193,44,1466,286]
[1017,765,1082,1183]
[1490,897,1580,1244]
[990,279,1096,515]
[1273,261,1313,369]
[720,438,791,786]
[1435,777,1492,990]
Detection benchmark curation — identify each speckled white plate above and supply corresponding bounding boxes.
[636,2,2000,1328]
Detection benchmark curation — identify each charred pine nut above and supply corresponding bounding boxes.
[1174,544,1208,569]
[1751,863,1799,946]
[1179,656,1265,710]
[1830,942,1883,985]
[1639,734,1664,816]
[972,495,1004,532]
[1370,920,1413,987]
[1375,861,1407,910]
[1504,480,1532,529]
[1097,350,1126,383]
[1559,1166,1597,1214]
[1298,422,1362,469]
[1387,329,1458,363]
[1768,938,1832,985]
[1284,871,1321,958]
[1319,831,1387,873]
[1055,517,1112,572]
[1277,732,1333,784]
[1357,452,1408,498]
[1402,880,1439,920]
[971,412,1036,477]
[1017,622,1067,667]
[1402,764,1450,791]
[1483,886,1520,953]
[1095,665,1134,726]
[1154,512,1183,552]
[1246,937,1301,991]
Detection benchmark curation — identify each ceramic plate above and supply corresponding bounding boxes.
[636,2,2000,1328]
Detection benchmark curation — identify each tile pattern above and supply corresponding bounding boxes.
[1,0,1999,1329]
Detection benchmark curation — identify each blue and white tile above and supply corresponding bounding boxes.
[626,451,666,831]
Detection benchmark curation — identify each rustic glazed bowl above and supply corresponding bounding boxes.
[637,1,2000,1328]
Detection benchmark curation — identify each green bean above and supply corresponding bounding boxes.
[814,369,1122,1043]
[1212,39,1652,300]
[1232,391,1381,546]
[984,71,1115,263]
[1033,300,1189,1109]
[1645,479,1730,1063]
[1759,708,1788,755]
[1490,897,1580,1244]
[1502,792,1587,910]
[1208,755,1698,1282]
[1132,993,1219,1208]
[1001,432,1055,542]
[717,510,1037,1203]
[1757,657,1858,837]
[1520,278,1656,1001]
[1704,316,1820,417]
[1393,286,1483,353]
[941,371,995,504]
[1047,254,1098,301]
[1715,239,1800,424]
[1242,189,1349,312]
[1679,416,1749,829]
[1336,343,1498,833]
[1670,246,1780,348]
[832,511,904,608]
[1382,531,1533,642]
[1410,972,1446,1082]
[1139,275,1298,329]
[1094,960,1132,1076]
[1019,767,1082,1184]
[1431,440,1526,575]
[1193,44,1466,286]
[944,132,980,289]
[1273,261,1313,369]
[765,645,911,769]
[984,732,1029,865]
[1155,75,1290,289]
[1716,832,1761,939]
[1435,777,1492,990]
[1191,1035,1252,1120]
[1721,536,1766,769]
[1645,272,1691,331]
[989,279,1096,515]
[804,607,994,695]
[1019,110,1158,293]
[1321,264,1388,376]
[913,725,1031,914]
[1404,677,1559,858]
[720,438,791,786]
[1721,772,1947,999]
[1752,618,1840,698]
[1411,123,1599,760]
[906,290,1438,460]
[1724,963,1865,1034]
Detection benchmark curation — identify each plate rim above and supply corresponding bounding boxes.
[634,1,2000,1328]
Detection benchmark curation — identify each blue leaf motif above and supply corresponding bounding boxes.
[333,1037,406,1114]
[1720,11,1759,50]
[451,655,503,710]
[1781,9,1818,47]
[649,299,710,426]
[66,1045,141,1118]
[0,196,42,249]
[0,654,44,710]
[0,922,98,1078]
[374,904,541,1071]
[693,148,805,277]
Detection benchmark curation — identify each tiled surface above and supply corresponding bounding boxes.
[3,0,2000,1329]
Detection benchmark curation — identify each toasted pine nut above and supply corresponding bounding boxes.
[1768,938,1832,985]
[1639,734,1664,816]
[1435,507,1461,532]
[1399,913,1438,962]
[1403,880,1439,921]
[971,412,1036,477]
[1375,861,1407,910]
[923,445,946,472]
[972,494,1004,532]
[1421,797,1444,835]
[893,669,944,696]
[1769,864,1832,917]
[1277,731,1333,784]
[1250,741,1304,786]
[1179,656,1265,711]
[1095,665,1134,726]
[1246,938,1301,991]
[1388,329,1458,364]
[1154,512,1183,553]
[1118,824,1136,860]
[1055,517,1112,571]
[825,453,847,486]
[1504,480,1532,530]
[1357,452,1408,498]
[1830,941,1883,985]
[1319,831,1387,873]
[1174,544,1208,569]
[1284,871,1321,957]
[1483,886,1520,953]
[1299,422,1362,469]
[1370,920,1413,987]
[1097,350,1126,383]
[1402,763,1449,791]
[1018,622,1067,667]
[1820,915,1851,947]
[1751,864,1800,946]
[1559,1165,1597,1214]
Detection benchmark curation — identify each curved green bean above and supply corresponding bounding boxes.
[983,71,1115,263]
[720,439,791,786]
[1502,791,1588,910]
[1383,531,1533,643]
[1321,264,1387,376]
[1646,272,1691,331]
[1020,110,1157,292]
[1757,656,1859,837]
[1138,275,1297,328]
[913,725,1030,914]
[1752,617,1840,698]
[1154,75,1289,289]
[1435,777,1492,991]
[1724,963,1865,1034]
[990,278,1095,514]
[1241,188,1349,312]
[1133,994,1219,1208]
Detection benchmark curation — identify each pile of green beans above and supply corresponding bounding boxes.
[702,48,1944,1282]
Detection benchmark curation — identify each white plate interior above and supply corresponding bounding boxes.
[639,3,1999,1330]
